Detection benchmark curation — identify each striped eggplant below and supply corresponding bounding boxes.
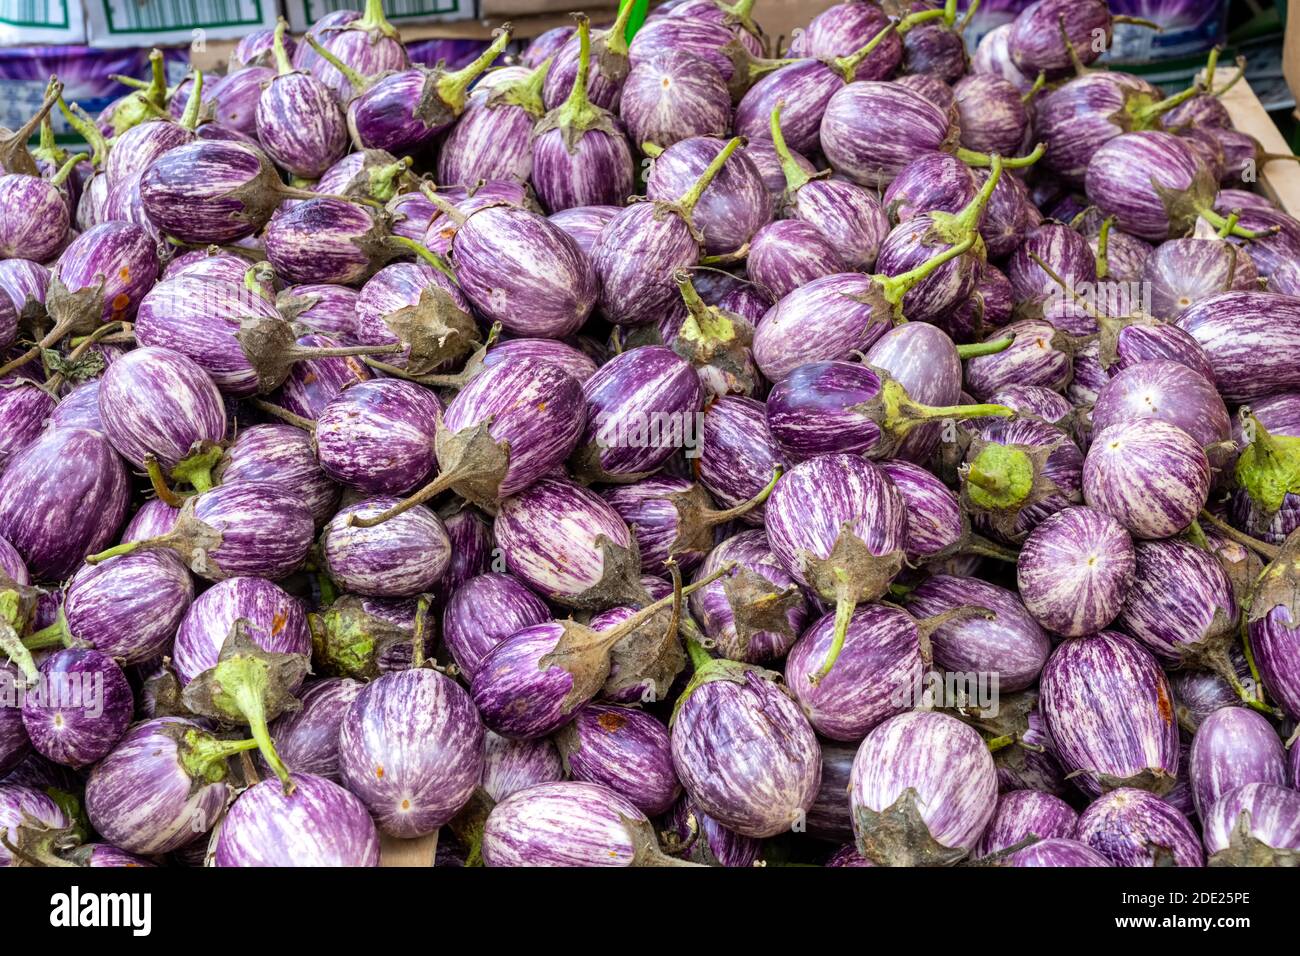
[532,16,635,213]
[883,152,977,225]
[1035,72,1174,184]
[671,643,821,838]
[481,731,565,803]
[140,140,331,244]
[1143,238,1259,319]
[213,773,380,867]
[438,58,550,187]
[1075,788,1204,867]
[434,199,597,339]
[1090,360,1231,460]
[1176,291,1300,404]
[850,710,997,866]
[304,0,407,101]
[84,716,255,854]
[765,454,909,679]
[743,138,814,218]
[806,742,855,843]
[495,476,643,609]
[314,379,441,495]
[696,402,782,526]
[547,206,620,258]
[663,795,763,867]
[0,663,28,777]
[619,51,731,152]
[255,22,347,179]
[747,220,847,300]
[1218,205,1300,278]
[442,573,551,681]
[1008,0,1143,77]
[0,427,130,580]
[784,603,927,742]
[172,576,309,686]
[591,136,744,327]
[974,789,1078,857]
[908,575,1052,693]
[264,198,396,286]
[572,345,703,483]
[21,648,132,768]
[971,23,1034,92]
[313,149,414,206]
[234,27,295,69]
[338,668,484,838]
[981,174,1041,260]
[215,424,338,526]
[85,481,314,582]
[994,700,1069,796]
[120,499,180,546]
[321,497,450,598]
[1017,506,1135,637]
[0,785,68,867]
[964,319,1077,401]
[820,80,959,189]
[1232,396,1300,543]
[1246,539,1300,722]
[556,703,680,816]
[627,16,788,100]
[47,382,100,436]
[483,781,690,867]
[0,382,55,473]
[542,2,636,111]
[689,529,809,664]
[765,360,1010,463]
[1040,631,1179,796]
[953,74,1030,158]
[332,29,510,155]
[1005,837,1112,867]
[1189,707,1286,821]
[97,346,226,488]
[1006,223,1098,324]
[1115,538,1238,676]
[876,460,965,562]
[1083,419,1210,540]
[435,507,493,604]
[791,0,899,65]
[523,25,576,69]
[647,135,772,257]
[599,477,747,577]
[353,261,479,375]
[358,357,587,524]
[1203,782,1300,866]
[0,161,79,263]
[265,678,362,783]
[863,323,968,463]
[1171,667,1247,736]
[28,550,193,665]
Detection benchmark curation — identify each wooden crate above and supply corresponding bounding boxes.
[1211,65,1300,219]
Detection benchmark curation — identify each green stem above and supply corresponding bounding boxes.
[244,262,276,302]
[986,733,1015,753]
[48,151,86,188]
[955,337,1013,360]
[1021,70,1046,104]
[411,595,432,669]
[0,608,38,684]
[23,613,70,652]
[963,535,1021,563]
[951,153,1003,234]
[1197,204,1279,240]
[1214,212,1239,240]
[436,27,514,115]
[956,0,981,33]
[555,14,600,131]
[304,35,373,94]
[768,101,812,194]
[1197,508,1281,561]
[57,97,109,168]
[599,563,735,650]
[180,730,260,784]
[1094,215,1114,280]
[685,635,713,672]
[894,7,947,34]
[702,468,782,525]
[903,400,1014,430]
[603,0,637,58]
[1112,14,1160,29]
[356,0,400,38]
[676,136,745,219]
[228,667,294,794]
[271,18,294,76]
[956,141,1046,169]
[388,235,458,282]
[1211,59,1247,98]
[1203,46,1220,91]
[84,539,145,566]
[32,79,65,167]
[348,469,459,528]
[831,22,897,84]
[179,70,205,130]
[811,586,855,683]
[877,236,976,306]
[1132,77,1205,127]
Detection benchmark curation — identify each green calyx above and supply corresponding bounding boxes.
[875,235,977,309]
[675,272,740,346]
[927,153,1004,247]
[867,374,1013,442]
[602,0,638,58]
[0,589,39,684]
[178,69,205,130]
[1235,414,1300,521]
[436,27,514,116]
[963,442,1036,512]
[178,728,259,785]
[366,156,413,203]
[58,94,109,168]
[105,49,169,136]
[955,141,1046,170]
[1127,76,1205,131]
[22,608,71,652]
[489,56,553,118]
[170,444,222,494]
[355,0,400,40]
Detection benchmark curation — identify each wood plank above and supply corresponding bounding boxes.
[1208,65,1300,218]
[379,830,440,867]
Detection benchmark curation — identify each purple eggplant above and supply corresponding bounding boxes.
[689,529,809,664]
[482,731,565,803]
[764,360,1011,462]
[542,2,637,112]
[591,136,744,326]
[97,346,226,488]
[314,378,441,495]
[765,454,908,679]
[85,481,314,583]
[884,151,977,225]
[619,51,732,152]
[663,794,763,867]
[0,784,68,867]
[908,575,1052,692]
[1016,506,1135,637]
[1040,631,1180,796]
[265,678,362,784]
[1008,0,1150,77]
[438,58,550,187]
[1005,837,1112,867]
[628,15,788,100]
[972,23,1035,92]
[791,1,899,64]
[306,0,408,102]
[0,427,130,580]
[0,159,80,263]
[338,668,484,838]
[877,460,965,562]
[264,198,397,286]
[850,710,997,866]
[215,423,339,526]
[172,576,309,686]
[820,80,959,189]
[696,395,784,523]
[48,381,105,434]
[547,206,620,259]
[20,648,131,768]
[1082,419,1210,540]
[1189,707,1286,821]
[353,261,479,374]
[255,22,348,179]
[84,716,255,854]
[532,16,635,214]
[647,135,772,257]
[974,790,1079,857]
[1232,396,1300,544]
[1090,359,1231,462]
[953,74,1030,158]
[1246,542,1300,722]
[1075,787,1204,867]
[1203,782,1300,866]
[213,772,380,866]
[1176,291,1300,404]
[784,603,927,742]
[482,780,688,867]
[1144,238,1259,319]
[442,573,551,681]
[864,322,967,463]
[0,662,29,777]
[987,385,1073,426]
[672,643,821,838]
[321,497,450,598]
[121,499,180,545]
[556,703,679,816]
[0,382,55,473]
[747,219,847,300]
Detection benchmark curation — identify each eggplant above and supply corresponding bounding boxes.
[1082,419,1210,540]
[1189,707,1286,821]
[321,497,450,598]
[647,135,772,257]
[314,378,441,495]
[1090,359,1231,462]
[1203,782,1300,866]
[850,710,997,866]
[442,572,551,681]
[547,205,621,259]
[1245,538,1300,722]
[620,51,732,152]
[1008,0,1153,78]
[1176,291,1300,403]
[482,731,565,803]
[215,423,339,527]
[820,80,958,188]
[0,784,68,867]
[256,21,348,179]
[265,678,362,784]
[556,704,679,816]
[21,648,132,768]
[0,382,56,473]
[542,1,637,111]
[307,0,408,103]
[1075,787,1204,867]
[352,261,479,375]
[438,57,550,186]
[973,790,1078,857]
[952,73,1031,158]
[1040,631,1180,797]
[747,220,847,299]
[1005,838,1112,867]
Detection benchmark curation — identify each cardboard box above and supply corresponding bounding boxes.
[84,0,279,49]
[0,0,86,44]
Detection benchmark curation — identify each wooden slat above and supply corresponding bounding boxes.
[1209,65,1300,219]
[379,830,439,867]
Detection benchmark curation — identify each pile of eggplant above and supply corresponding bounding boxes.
[1,0,1299,868]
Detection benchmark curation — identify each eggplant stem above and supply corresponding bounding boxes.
[1216,212,1240,240]
[22,612,69,652]
[388,234,459,282]
[347,470,459,529]
[1058,14,1088,77]
[598,562,736,650]
[303,34,372,93]
[1112,14,1161,29]
[179,69,205,130]
[1094,215,1115,279]
[1197,509,1281,560]
[962,534,1021,563]
[43,319,128,395]
[1021,71,1046,104]
[252,398,316,432]
[876,236,976,308]
[956,141,1045,169]
[955,337,1012,360]
[0,615,40,684]
[810,582,856,684]
[701,467,781,526]
[894,7,946,35]
[832,22,897,84]
[1210,59,1247,98]
[411,595,432,669]
[437,26,514,114]
[228,667,295,795]
[685,634,714,672]
[675,136,746,219]
[1026,251,1106,322]
[985,733,1015,753]
[145,455,185,508]
[1197,204,1279,239]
